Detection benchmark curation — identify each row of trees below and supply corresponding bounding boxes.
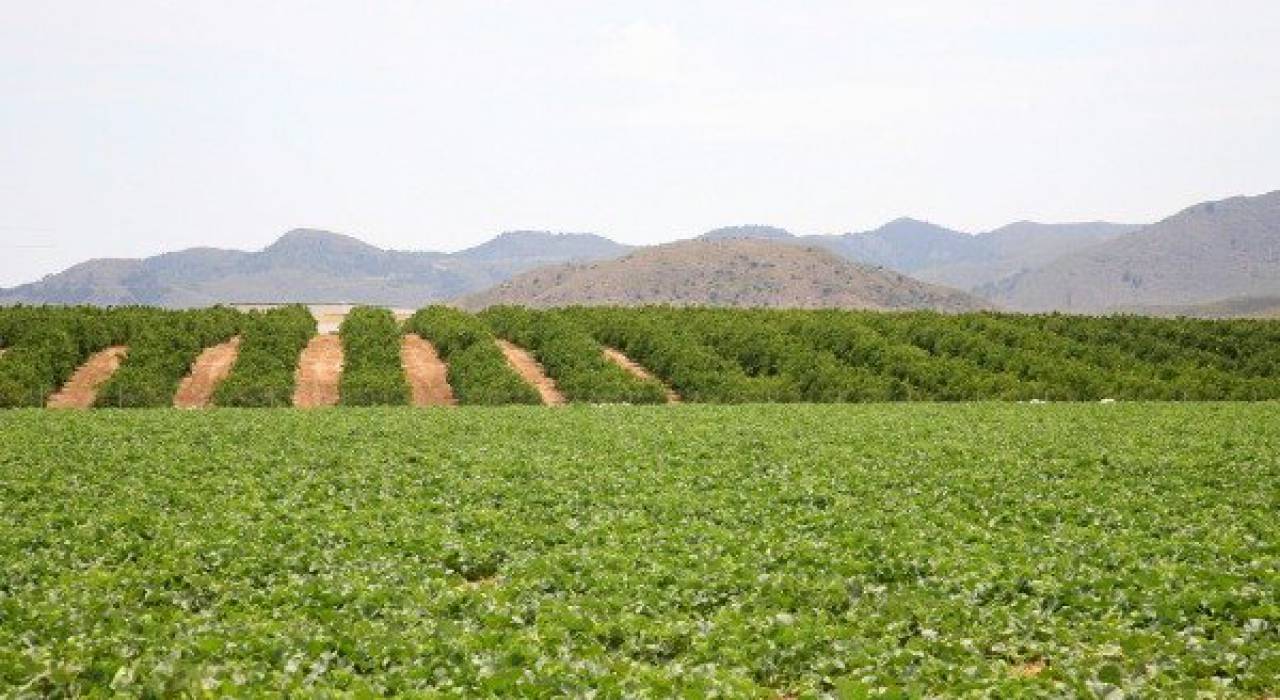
[213,306,315,407]
[4,304,1279,407]
[95,308,241,408]
[0,306,127,407]
[481,306,667,404]
[404,306,541,405]
[339,307,410,406]
[572,308,794,403]
[564,307,1280,403]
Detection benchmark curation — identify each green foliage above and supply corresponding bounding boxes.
[0,404,1276,695]
[480,306,667,404]
[213,306,315,407]
[567,307,1280,403]
[94,307,242,408]
[575,306,796,402]
[5,305,1280,407]
[404,306,540,405]
[0,306,118,407]
[338,307,410,406]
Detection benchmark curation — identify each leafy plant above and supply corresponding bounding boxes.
[404,306,540,405]
[213,305,315,407]
[339,307,410,406]
[480,306,666,404]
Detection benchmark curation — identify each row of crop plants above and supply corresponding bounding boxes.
[403,306,540,404]
[95,307,242,407]
[339,307,410,406]
[213,306,315,407]
[5,304,1280,406]
[557,306,1280,402]
[0,306,122,407]
[480,306,667,403]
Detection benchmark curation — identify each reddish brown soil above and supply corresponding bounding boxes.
[602,346,680,403]
[401,334,455,406]
[173,337,242,409]
[495,339,565,406]
[47,346,128,409]
[292,334,344,408]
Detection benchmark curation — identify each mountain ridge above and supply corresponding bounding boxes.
[985,190,1280,312]
[0,230,630,307]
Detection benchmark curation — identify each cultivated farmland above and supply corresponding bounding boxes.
[0,404,1275,695]
[6,304,1280,408]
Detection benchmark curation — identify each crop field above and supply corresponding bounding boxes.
[4,305,1280,408]
[0,403,1276,696]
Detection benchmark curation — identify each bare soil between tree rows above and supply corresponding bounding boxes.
[292,335,344,408]
[495,339,565,406]
[173,337,242,409]
[47,346,128,409]
[602,346,680,403]
[400,334,455,406]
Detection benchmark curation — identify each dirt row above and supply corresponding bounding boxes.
[33,337,672,409]
[174,337,241,409]
[402,334,456,406]
[602,346,681,403]
[47,346,128,409]
[496,339,566,406]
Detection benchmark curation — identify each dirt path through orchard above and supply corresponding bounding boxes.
[401,334,455,406]
[293,334,344,408]
[602,346,680,403]
[47,346,128,409]
[496,339,565,406]
[173,337,241,408]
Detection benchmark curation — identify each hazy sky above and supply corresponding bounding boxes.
[3,1,1279,286]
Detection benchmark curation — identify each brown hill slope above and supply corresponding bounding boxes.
[456,239,990,312]
[984,190,1280,312]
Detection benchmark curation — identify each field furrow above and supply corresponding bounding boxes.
[401,334,455,406]
[602,346,680,403]
[46,346,127,408]
[293,335,344,408]
[173,336,241,408]
[496,339,565,405]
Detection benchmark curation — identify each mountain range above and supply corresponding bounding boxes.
[3,189,1278,315]
[0,230,630,308]
[983,191,1280,312]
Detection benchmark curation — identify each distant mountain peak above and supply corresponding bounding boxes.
[870,217,968,237]
[265,228,379,252]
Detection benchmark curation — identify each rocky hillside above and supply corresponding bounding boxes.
[456,239,990,312]
[984,191,1280,312]
[0,230,631,307]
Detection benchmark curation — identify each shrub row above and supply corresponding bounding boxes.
[339,307,410,406]
[95,308,242,408]
[571,307,794,403]
[0,306,120,407]
[480,306,667,404]
[672,308,910,402]
[404,306,540,405]
[779,311,1017,400]
[213,306,315,407]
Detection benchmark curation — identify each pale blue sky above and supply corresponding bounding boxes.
[3,1,1279,285]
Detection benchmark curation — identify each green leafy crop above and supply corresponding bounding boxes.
[0,404,1275,696]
